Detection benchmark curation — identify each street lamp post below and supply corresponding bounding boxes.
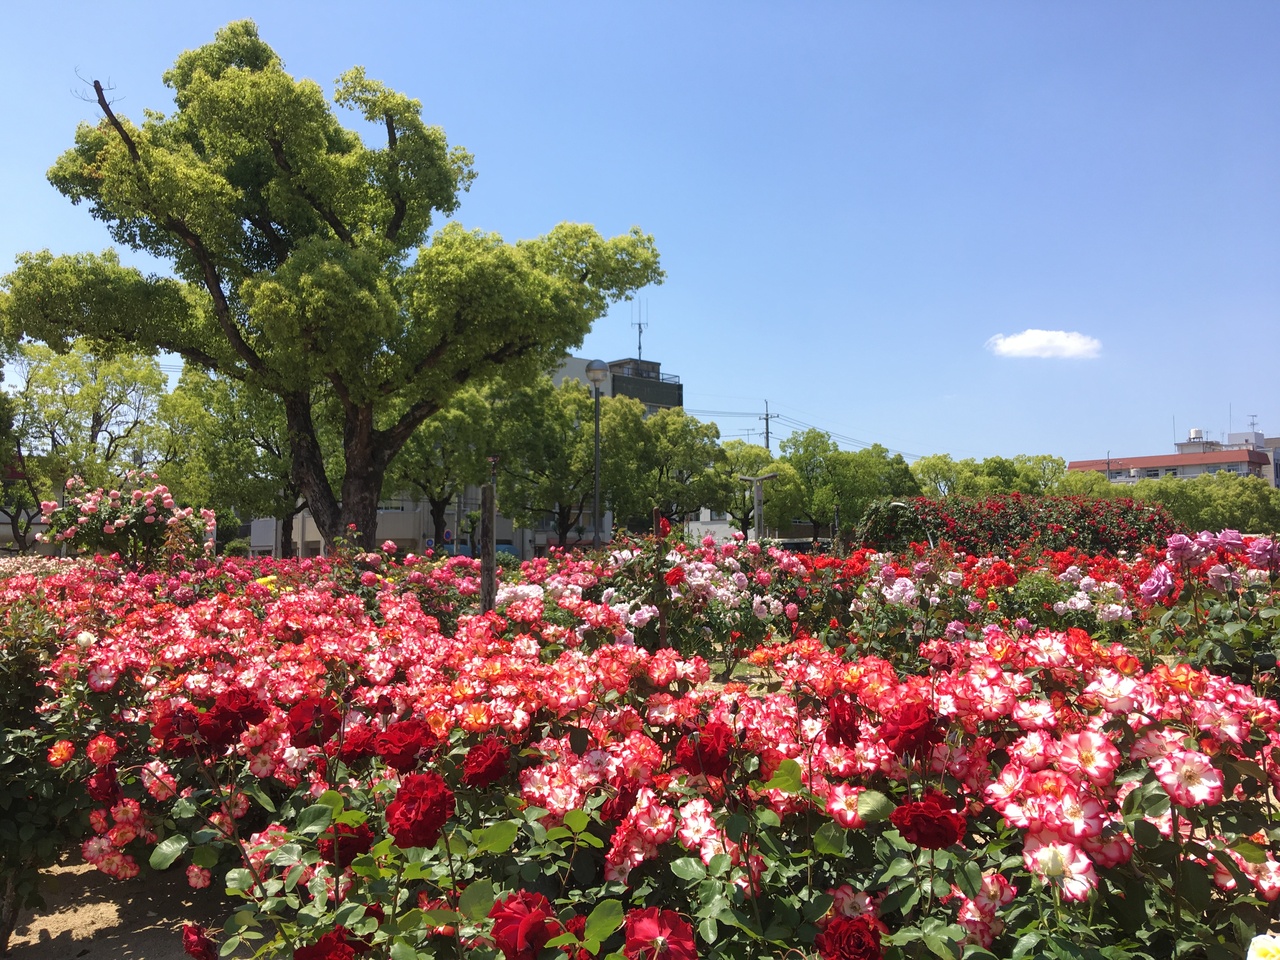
[585,360,609,550]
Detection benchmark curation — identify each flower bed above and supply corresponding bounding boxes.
[5,529,1280,959]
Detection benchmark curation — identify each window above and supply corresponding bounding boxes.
[709,510,727,522]
[1164,468,1179,477]
[1145,469,1159,478]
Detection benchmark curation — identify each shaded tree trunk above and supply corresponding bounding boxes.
[279,500,305,559]
[429,496,451,545]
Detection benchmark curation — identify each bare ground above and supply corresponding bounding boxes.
[6,860,232,960]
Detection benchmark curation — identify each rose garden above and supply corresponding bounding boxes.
[2,484,1280,960]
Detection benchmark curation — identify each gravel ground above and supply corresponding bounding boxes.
[7,860,233,960]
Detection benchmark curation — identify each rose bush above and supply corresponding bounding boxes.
[3,527,1280,957]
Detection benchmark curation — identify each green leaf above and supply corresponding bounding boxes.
[241,782,277,814]
[563,809,590,834]
[670,857,707,882]
[459,879,496,920]
[149,834,189,871]
[474,820,520,854]
[225,868,254,892]
[584,899,624,942]
[389,939,417,960]
[1178,860,1212,912]
[956,860,983,900]
[1011,933,1043,960]
[924,931,960,958]
[191,845,220,868]
[763,758,803,793]
[1231,838,1268,865]
[568,727,591,755]
[813,821,849,856]
[698,917,718,944]
[856,789,895,824]
[295,803,333,838]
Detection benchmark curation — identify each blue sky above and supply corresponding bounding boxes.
[1,3,1276,463]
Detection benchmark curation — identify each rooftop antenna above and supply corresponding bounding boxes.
[1249,414,1259,432]
[631,301,648,361]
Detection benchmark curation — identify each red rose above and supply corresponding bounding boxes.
[462,736,511,789]
[658,517,671,538]
[560,914,592,960]
[814,914,882,960]
[826,695,860,747]
[888,792,966,850]
[385,771,454,848]
[878,701,941,759]
[86,764,120,803]
[664,566,686,587]
[152,703,200,757]
[337,724,377,763]
[623,907,698,960]
[375,719,435,773]
[287,695,340,748]
[199,688,270,749]
[488,890,560,960]
[318,821,374,865]
[294,926,366,960]
[182,924,218,960]
[674,720,734,778]
[601,776,641,822]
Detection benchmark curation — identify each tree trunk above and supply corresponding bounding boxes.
[280,502,304,559]
[283,392,343,548]
[556,504,571,548]
[429,496,450,545]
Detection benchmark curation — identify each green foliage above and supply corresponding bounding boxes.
[9,340,171,491]
[779,431,920,540]
[1131,473,1280,535]
[162,369,310,532]
[492,378,596,546]
[0,20,662,550]
[613,408,730,531]
[911,453,1069,498]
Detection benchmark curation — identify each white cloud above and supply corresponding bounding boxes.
[984,329,1101,359]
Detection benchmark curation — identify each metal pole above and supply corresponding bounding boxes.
[593,384,602,550]
[480,483,496,612]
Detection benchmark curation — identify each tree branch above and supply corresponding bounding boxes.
[266,136,354,245]
[245,212,291,265]
[383,113,407,241]
[93,81,140,162]
[88,81,268,380]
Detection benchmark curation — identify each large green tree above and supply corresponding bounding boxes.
[712,440,775,539]
[614,408,730,530]
[0,22,662,549]
[492,378,596,547]
[2,341,175,551]
[777,428,841,540]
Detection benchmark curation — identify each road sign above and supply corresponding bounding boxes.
[443,529,453,541]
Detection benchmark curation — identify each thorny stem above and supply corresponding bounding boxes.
[189,745,296,953]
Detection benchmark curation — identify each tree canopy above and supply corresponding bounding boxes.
[0,21,662,548]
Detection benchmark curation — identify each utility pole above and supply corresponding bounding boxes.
[760,400,781,452]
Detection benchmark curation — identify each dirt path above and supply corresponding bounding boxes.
[7,861,233,960]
